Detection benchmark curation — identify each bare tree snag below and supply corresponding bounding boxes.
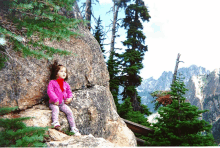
[110,1,120,55]
[85,0,91,30]
[172,53,184,85]
[73,1,83,19]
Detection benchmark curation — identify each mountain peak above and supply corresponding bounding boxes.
[138,64,210,113]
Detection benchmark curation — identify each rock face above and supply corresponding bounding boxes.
[211,118,220,144]
[184,75,206,110]
[200,69,220,144]
[0,3,137,146]
[202,69,220,122]
[184,69,220,125]
[46,130,117,147]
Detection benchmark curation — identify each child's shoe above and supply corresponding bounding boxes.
[52,121,61,131]
[70,127,81,136]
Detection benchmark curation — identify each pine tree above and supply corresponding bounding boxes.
[115,0,152,135]
[105,0,153,142]
[107,0,133,111]
[119,0,150,112]
[118,97,152,145]
[0,0,85,69]
[93,16,106,59]
[0,106,49,147]
[145,76,218,146]
[107,51,121,109]
[119,97,151,127]
[107,0,131,111]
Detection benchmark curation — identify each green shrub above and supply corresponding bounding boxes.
[0,106,49,147]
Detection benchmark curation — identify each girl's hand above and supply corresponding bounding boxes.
[65,98,72,104]
[54,101,59,105]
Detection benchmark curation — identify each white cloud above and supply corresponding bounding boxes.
[140,0,220,79]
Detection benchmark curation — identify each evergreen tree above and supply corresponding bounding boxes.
[118,97,152,145]
[107,51,121,109]
[107,0,132,112]
[0,106,49,147]
[145,76,218,146]
[113,1,152,136]
[0,0,85,69]
[119,97,151,127]
[119,0,150,112]
[93,16,106,59]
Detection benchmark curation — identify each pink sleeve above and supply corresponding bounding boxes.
[47,81,59,103]
[66,82,73,99]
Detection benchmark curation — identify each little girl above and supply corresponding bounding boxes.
[47,60,81,136]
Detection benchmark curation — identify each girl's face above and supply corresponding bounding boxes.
[57,66,67,79]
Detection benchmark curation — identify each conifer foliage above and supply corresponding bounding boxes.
[0,107,49,147]
[107,51,121,109]
[93,16,106,59]
[0,0,84,69]
[145,76,218,146]
[116,0,152,138]
[119,0,150,112]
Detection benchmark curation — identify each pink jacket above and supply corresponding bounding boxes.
[47,80,73,105]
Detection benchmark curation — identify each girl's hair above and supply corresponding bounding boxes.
[50,60,68,81]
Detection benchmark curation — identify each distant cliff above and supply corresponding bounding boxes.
[184,68,220,143]
[137,65,209,113]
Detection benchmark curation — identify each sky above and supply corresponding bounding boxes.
[78,0,220,80]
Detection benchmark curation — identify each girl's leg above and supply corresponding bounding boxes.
[49,103,60,126]
[59,103,76,128]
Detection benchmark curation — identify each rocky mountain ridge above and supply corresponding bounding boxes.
[179,68,220,143]
[137,65,210,113]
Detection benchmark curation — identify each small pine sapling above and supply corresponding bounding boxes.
[0,107,49,147]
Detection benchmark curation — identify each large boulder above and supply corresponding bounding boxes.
[0,3,137,146]
[0,26,109,110]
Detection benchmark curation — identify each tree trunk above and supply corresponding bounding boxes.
[132,91,142,111]
[110,1,120,56]
[72,1,83,19]
[85,0,91,30]
[172,53,181,85]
